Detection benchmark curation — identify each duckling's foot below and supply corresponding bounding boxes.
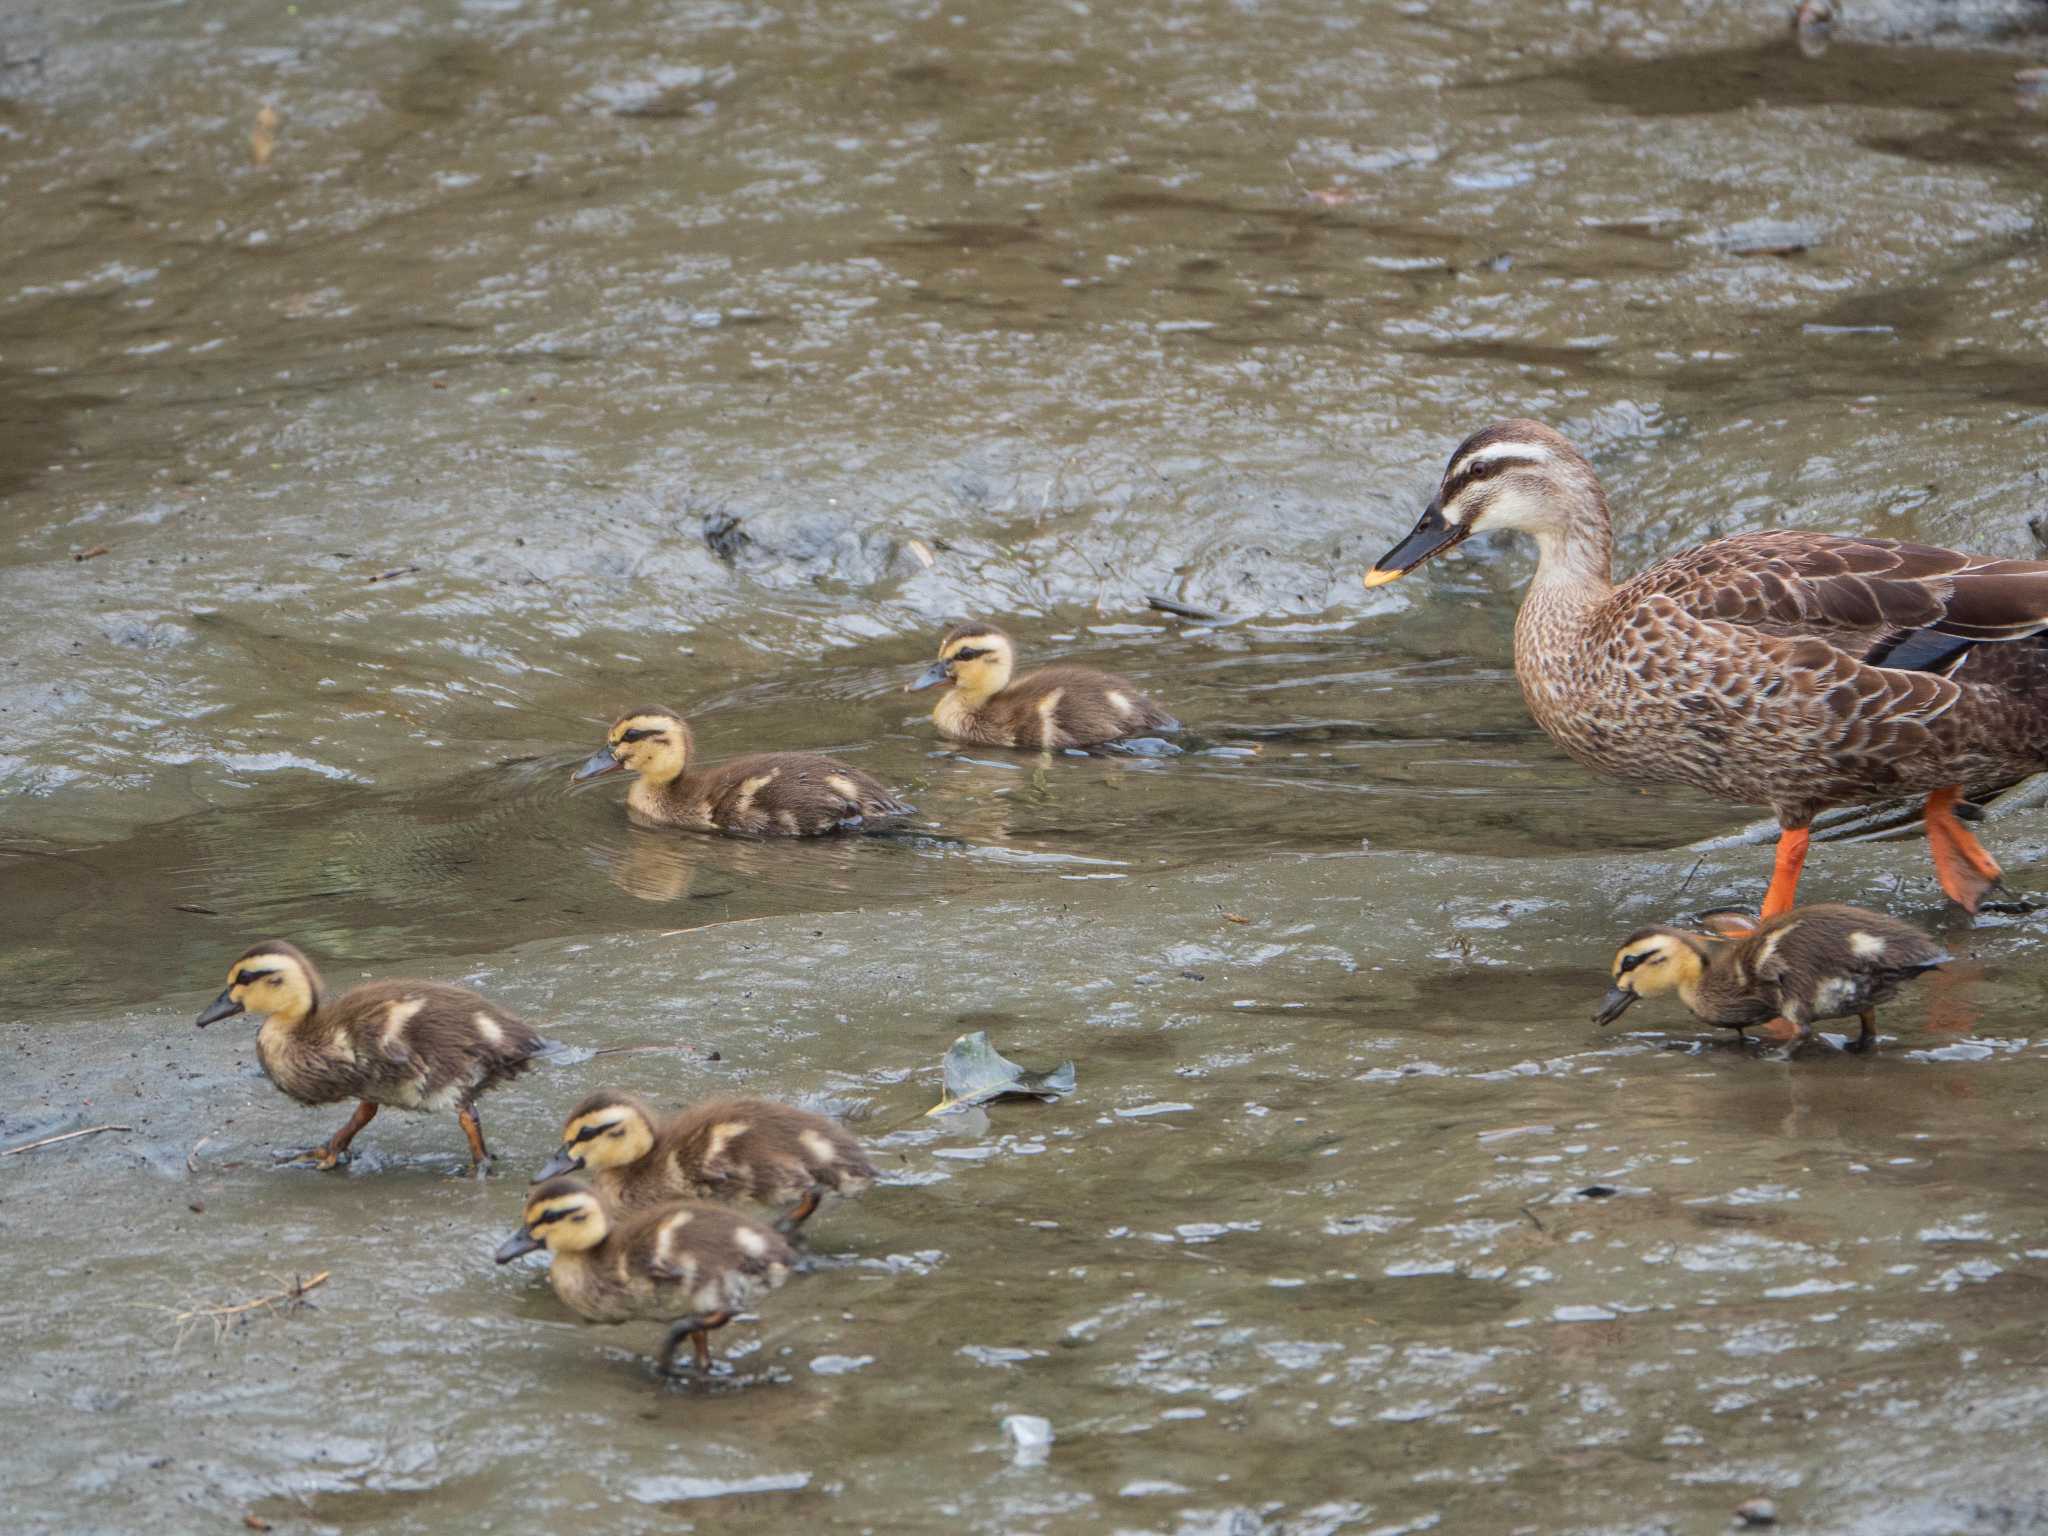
[1759,1016,1815,1062]
[275,1145,349,1171]
[656,1311,734,1377]
[1846,1012,1881,1055]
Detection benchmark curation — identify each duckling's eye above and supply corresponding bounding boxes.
[951,647,987,662]
[1618,952,1651,974]
[620,728,664,744]
[235,968,274,988]
[571,1123,609,1145]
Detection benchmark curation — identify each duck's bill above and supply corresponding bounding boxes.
[570,749,624,784]
[534,1148,583,1181]
[194,989,244,1029]
[1593,987,1640,1027]
[905,661,952,692]
[494,1229,544,1263]
[1364,497,1468,588]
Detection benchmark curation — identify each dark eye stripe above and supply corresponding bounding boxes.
[620,728,665,744]
[1619,953,1647,974]
[951,647,987,662]
[530,1206,579,1228]
[235,968,277,987]
[571,1123,609,1144]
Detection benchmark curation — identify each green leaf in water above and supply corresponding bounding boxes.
[927,1030,1076,1117]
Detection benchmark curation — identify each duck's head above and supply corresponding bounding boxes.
[494,1177,609,1261]
[1594,926,1711,1025]
[195,940,320,1029]
[908,623,1015,701]
[535,1089,658,1181]
[1365,420,1604,586]
[573,708,692,788]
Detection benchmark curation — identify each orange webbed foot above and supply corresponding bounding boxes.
[1925,787,2003,914]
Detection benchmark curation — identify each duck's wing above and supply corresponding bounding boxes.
[1633,531,2048,675]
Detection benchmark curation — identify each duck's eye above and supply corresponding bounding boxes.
[620,728,664,744]
[571,1123,607,1145]
[1618,952,1649,974]
[951,647,986,662]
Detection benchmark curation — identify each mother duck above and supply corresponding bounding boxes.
[1365,420,2048,918]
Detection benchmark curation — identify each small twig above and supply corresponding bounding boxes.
[73,545,111,562]
[590,1043,715,1059]
[657,914,781,938]
[1674,854,1705,897]
[1518,1203,1547,1233]
[1145,592,1223,623]
[366,564,421,584]
[1,1124,133,1158]
[168,1271,330,1352]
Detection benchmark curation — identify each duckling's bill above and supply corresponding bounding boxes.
[1365,497,1468,587]
[1594,986,1640,1027]
[495,1225,544,1262]
[571,747,624,783]
[906,660,952,692]
[194,988,245,1028]
[534,1146,583,1181]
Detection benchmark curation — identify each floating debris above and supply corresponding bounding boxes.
[927,1031,1075,1116]
[1001,1413,1053,1466]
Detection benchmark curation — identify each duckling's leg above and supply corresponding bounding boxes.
[287,1101,378,1170]
[1848,1010,1879,1055]
[456,1102,493,1175]
[775,1190,822,1235]
[656,1311,734,1376]
[1924,786,2003,913]
[1759,826,1812,923]
[1760,1015,1815,1062]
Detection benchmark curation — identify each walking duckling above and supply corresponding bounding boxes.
[193,940,555,1172]
[571,707,913,836]
[1594,903,1949,1056]
[907,622,1179,749]
[537,1090,877,1233]
[494,1178,796,1375]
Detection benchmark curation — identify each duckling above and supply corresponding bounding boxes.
[907,623,1179,749]
[537,1090,876,1233]
[494,1178,795,1374]
[571,707,913,836]
[1594,903,1949,1056]
[193,940,555,1173]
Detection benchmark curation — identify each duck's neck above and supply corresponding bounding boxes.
[1525,486,1615,601]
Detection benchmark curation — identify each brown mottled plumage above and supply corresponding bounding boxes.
[538,1090,876,1232]
[907,623,1180,749]
[1595,903,1949,1056]
[571,707,913,836]
[192,940,554,1172]
[494,1179,795,1374]
[1367,420,2048,917]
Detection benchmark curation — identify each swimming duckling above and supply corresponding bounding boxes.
[907,623,1179,749]
[494,1178,795,1374]
[571,707,913,836]
[537,1090,876,1233]
[1595,903,1949,1056]
[193,940,555,1173]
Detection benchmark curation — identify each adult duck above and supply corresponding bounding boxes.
[1365,420,2048,917]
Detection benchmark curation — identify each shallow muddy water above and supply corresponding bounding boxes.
[4,0,2048,1531]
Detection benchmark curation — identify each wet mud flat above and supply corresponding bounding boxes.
[10,832,2048,1535]
[4,0,2048,1530]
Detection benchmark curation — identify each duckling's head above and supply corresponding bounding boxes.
[494,1177,610,1261]
[1594,926,1711,1025]
[535,1089,659,1181]
[572,708,693,788]
[1365,420,1606,587]
[907,623,1015,701]
[194,940,321,1029]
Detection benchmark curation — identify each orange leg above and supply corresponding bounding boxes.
[1758,825,1812,923]
[1924,785,2002,913]
[457,1103,492,1174]
[657,1310,734,1375]
[776,1189,821,1235]
[299,1101,377,1170]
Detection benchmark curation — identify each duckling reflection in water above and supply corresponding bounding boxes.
[1596,903,1948,1057]
[539,1090,876,1234]
[193,940,556,1173]
[908,623,1179,750]
[572,707,913,836]
[495,1179,795,1375]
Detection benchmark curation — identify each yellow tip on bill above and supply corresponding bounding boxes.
[1362,566,1404,589]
